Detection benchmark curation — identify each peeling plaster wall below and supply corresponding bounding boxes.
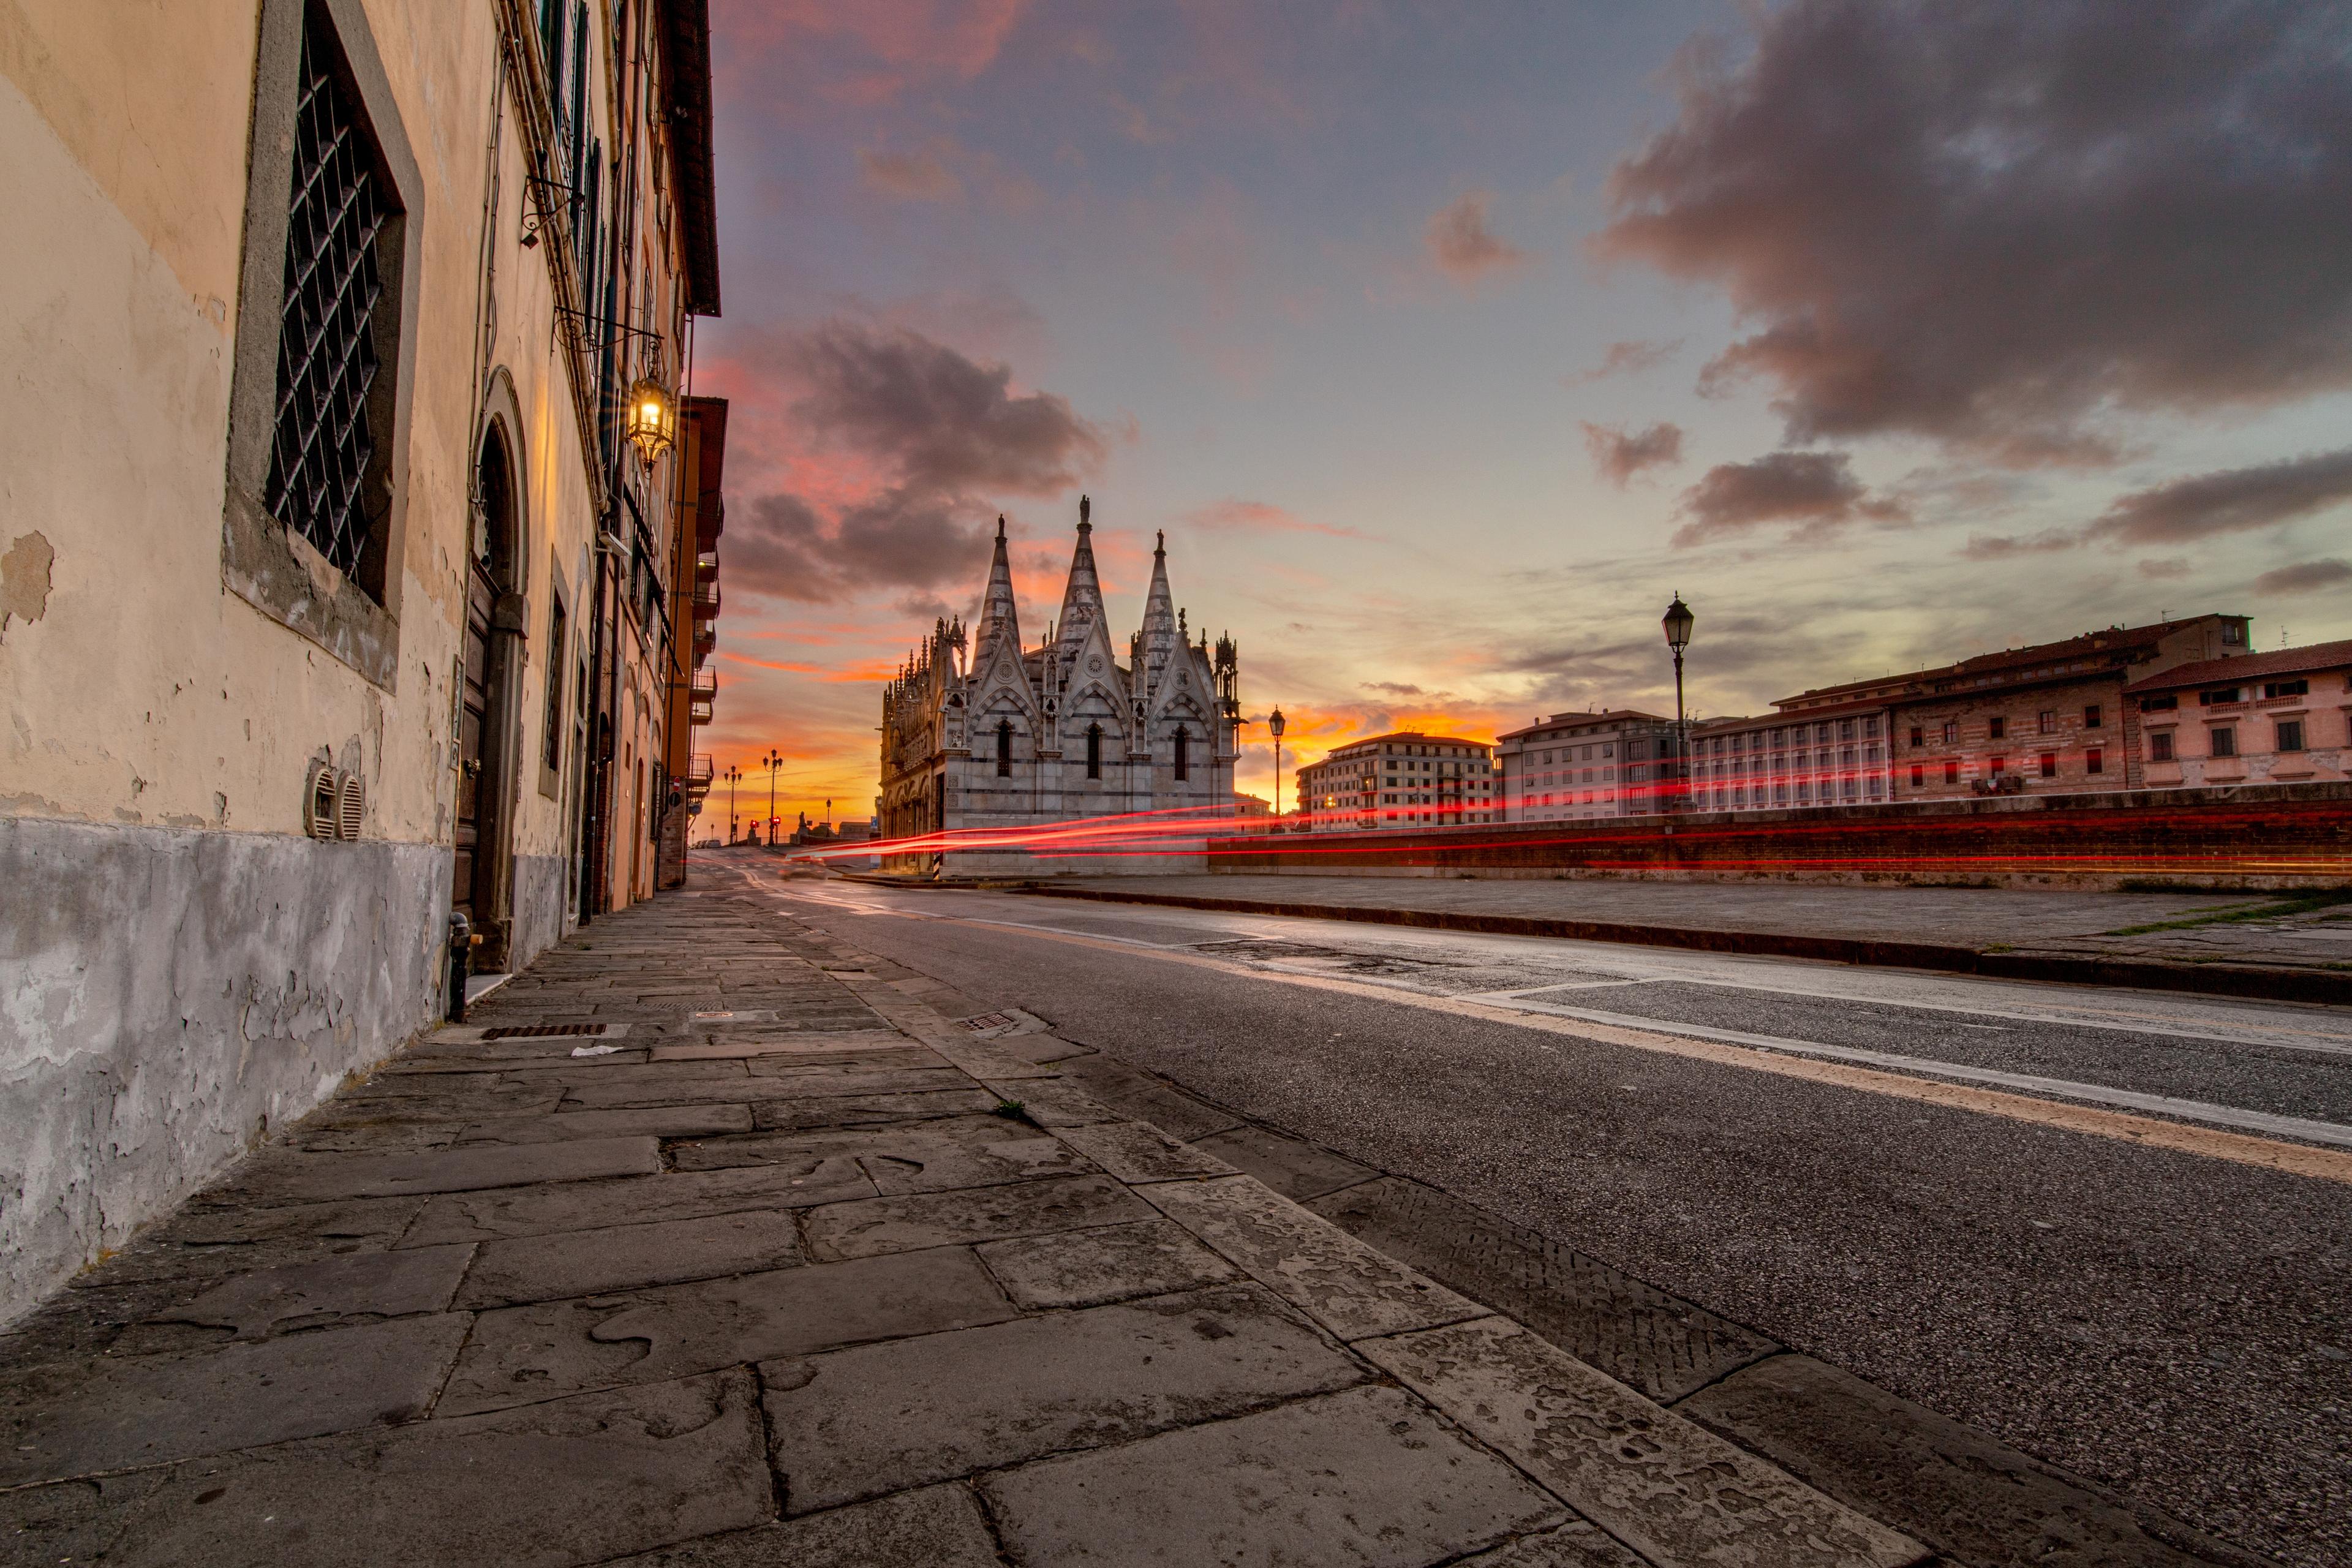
[0,1,651,1324]
[0,818,448,1324]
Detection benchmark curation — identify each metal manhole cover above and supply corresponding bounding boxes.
[481,1023,608,1041]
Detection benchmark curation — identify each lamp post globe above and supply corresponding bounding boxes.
[1267,707,1287,824]
[1661,594,1694,809]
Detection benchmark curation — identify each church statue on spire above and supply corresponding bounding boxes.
[875,494,1240,872]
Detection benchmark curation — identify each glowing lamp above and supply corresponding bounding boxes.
[625,377,677,463]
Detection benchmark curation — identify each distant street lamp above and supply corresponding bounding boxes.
[1662,594,1695,810]
[1268,706,1287,826]
[765,748,783,848]
[724,764,742,843]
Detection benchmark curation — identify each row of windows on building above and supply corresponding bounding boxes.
[988,720,1194,780]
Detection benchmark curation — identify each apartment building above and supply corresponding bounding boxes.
[2127,639,2352,788]
[1687,699,1893,812]
[1496,711,1679,821]
[658,396,728,888]
[1,0,720,1322]
[1887,616,2247,799]
[1298,732,1497,829]
[1679,615,2252,815]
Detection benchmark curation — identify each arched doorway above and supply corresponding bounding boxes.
[454,417,523,967]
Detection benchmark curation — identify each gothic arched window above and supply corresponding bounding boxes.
[997,720,1012,777]
[1173,726,1190,782]
[1085,723,1103,780]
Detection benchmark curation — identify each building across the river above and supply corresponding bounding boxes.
[878,499,1242,873]
[1297,733,1498,831]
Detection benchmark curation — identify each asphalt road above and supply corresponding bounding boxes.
[747,870,2352,1568]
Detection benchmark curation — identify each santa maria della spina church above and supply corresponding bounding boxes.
[880,497,1241,873]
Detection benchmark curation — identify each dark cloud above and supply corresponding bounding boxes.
[1360,680,1426,697]
[792,321,1106,495]
[1581,421,1684,486]
[2138,557,2192,580]
[1427,191,1530,283]
[728,322,1105,605]
[722,492,993,606]
[1957,529,2073,561]
[1594,1,2352,464]
[1673,451,1905,547]
[2254,559,2352,595]
[2087,448,2352,544]
[1566,339,1679,385]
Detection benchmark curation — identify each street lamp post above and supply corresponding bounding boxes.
[765,748,782,848]
[1661,594,1695,812]
[1268,706,1287,827]
[724,764,741,844]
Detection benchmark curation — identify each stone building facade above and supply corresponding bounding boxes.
[0,0,719,1322]
[1298,733,1497,830]
[1495,711,1681,821]
[1679,614,2252,815]
[878,502,1241,874]
[2127,639,2352,789]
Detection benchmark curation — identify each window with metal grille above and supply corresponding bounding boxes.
[263,22,391,592]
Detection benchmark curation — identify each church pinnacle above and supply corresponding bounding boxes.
[1055,494,1106,658]
[1139,525,1178,690]
[974,514,1020,665]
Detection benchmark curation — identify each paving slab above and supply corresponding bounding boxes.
[801,1172,1154,1261]
[1677,1352,2253,1568]
[441,1248,1017,1414]
[129,1243,473,1343]
[0,1314,471,1485]
[209,1136,662,1205]
[979,1074,1125,1126]
[604,1485,1001,1567]
[452,1104,753,1144]
[752,1087,1003,1131]
[1050,1055,1245,1139]
[1055,1118,1241,1183]
[0,1470,167,1564]
[1198,1123,1381,1201]
[1311,1176,1780,1404]
[456,1211,804,1308]
[976,1218,1242,1310]
[1458,1521,1657,1567]
[69,1196,428,1287]
[648,1034,919,1061]
[984,1382,1569,1567]
[1140,1174,1484,1343]
[70,1371,772,1568]
[761,1281,1368,1511]
[397,1159,875,1246]
[1360,1316,1926,1568]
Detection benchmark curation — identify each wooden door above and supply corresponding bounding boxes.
[453,564,494,921]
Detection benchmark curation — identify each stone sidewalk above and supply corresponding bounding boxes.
[0,876,1932,1567]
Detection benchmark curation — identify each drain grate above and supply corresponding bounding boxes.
[961,1011,1019,1033]
[481,1023,608,1041]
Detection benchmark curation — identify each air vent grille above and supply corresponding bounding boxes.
[334,770,366,840]
[304,763,339,839]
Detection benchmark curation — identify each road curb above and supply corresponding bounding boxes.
[995,883,2352,1005]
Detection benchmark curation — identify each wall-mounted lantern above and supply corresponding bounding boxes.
[625,376,677,464]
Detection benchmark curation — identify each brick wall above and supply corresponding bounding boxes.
[1204,782,2352,889]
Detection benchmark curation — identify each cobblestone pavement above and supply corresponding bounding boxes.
[1049,873,2352,974]
[0,877,1937,1568]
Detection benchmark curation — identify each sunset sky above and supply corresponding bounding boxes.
[691,0,2352,828]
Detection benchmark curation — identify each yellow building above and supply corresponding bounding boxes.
[0,0,720,1321]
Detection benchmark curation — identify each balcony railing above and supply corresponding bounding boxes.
[696,550,718,584]
[689,696,714,725]
[692,581,720,621]
[687,753,714,791]
[690,668,717,700]
[692,617,717,651]
[695,492,725,545]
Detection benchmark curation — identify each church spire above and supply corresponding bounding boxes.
[1055,494,1106,658]
[1138,527,1178,691]
[974,514,1021,666]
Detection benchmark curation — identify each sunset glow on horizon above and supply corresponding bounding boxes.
[691,1,2352,832]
